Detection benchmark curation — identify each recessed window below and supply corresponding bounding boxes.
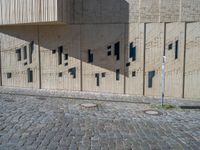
[116,69,120,81]
[16,49,21,61]
[102,72,106,78]
[68,67,76,78]
[107,45,111,49]
[148,70,155,88]
[58,46,63,65]
[126,63,130,67]
[114,42,120,60]
[52,50,56,54]
[64,54,68,60]
[132,71,136,77]
[175,40,179,59]
[24,62,27,66]
[168,43,173,50]
[7,73,12,79]
[107,51,111,56]
[29,41,34,64]
[27,68,33,83]
[65,62,68,66]
[23,46,27,60]
[58,72,63,77]
[88,49,93,63]
[95,73,100,86]
[130,42,136,61]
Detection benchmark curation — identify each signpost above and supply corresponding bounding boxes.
[161,56,166,107]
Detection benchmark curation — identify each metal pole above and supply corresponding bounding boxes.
[161,56,166,107]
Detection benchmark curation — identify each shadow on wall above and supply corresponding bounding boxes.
[0,0,130,81]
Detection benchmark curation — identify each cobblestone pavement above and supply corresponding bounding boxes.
[0,89,200,150]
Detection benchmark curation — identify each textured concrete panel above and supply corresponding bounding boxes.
[181,0,200,22]
[39,25,81,91]
[185,22,200,99]
[81,24,126,94]
[165,23,185,98]
[125,23,144,95]
[139,0,159,23]
[160,0,180,22]
[0,26,39,88]
[145,23,164,96]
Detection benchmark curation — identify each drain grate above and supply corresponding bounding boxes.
[143,110,162,116]
[180,106,200,109]
[37,97,47,101]
[81,103,97,108]
[4,99,15,102]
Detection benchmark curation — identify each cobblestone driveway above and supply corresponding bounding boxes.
[0,89,200,150]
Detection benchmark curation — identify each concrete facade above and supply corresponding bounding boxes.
[0,0,200,100]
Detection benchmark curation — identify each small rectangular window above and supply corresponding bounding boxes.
[114,42,120,60]
[130,42,136,61]
[148,70,155,88]
[24,62,27,66]
[16,49,21,61]
[88,50,93,63]
[7,73,12,79]
[102,72,106,78]
[126,63,130,67]
[68,67,76,78]
[64,54,68,60]
[29,41,34,64]
[132,71,136,77]
[52,50,56,54]
[27,68,33,83]
[65,62,68,66]
[107,51,111,56]
[58,46,63,65]
[107,45,111,49]
[168,43,173,50]
[116,69,120,81]
[58,72,63,77]
[95,73,100,86]
[175,40,179,59]
[23,46,27,59]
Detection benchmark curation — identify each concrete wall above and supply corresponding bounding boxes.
[0,0,70,25]
[0,0,200,100]
[0,26,39,88]
[185,22,200,99]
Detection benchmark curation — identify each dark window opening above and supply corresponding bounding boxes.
[65,62,68,66]
[16,49,21,61]
[58,46,63,65]
[27,68,33,83]
[130,42,136,61]
[126,63,130,67]
[95,73,100,86]
[7,73,12,79]
[175,40,179,59]
[68,67,76,78]
[168,43,173,50]
[116,69,120,81]
[148,70,155,88]
[102,72,106,78]
[107,45,111,49]
[52,50,56,54]
[132,71,136,77]
[64,54,68,60]
[29,41,34,64]
[114,42,120,60]
[107,51,111,56]
[23,46,27,59]
[58,72,63,77]
[24,62,27,66]
[88,50,93,63]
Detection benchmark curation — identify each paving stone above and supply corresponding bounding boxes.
[0,87,199,150]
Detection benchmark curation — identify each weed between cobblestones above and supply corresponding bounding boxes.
[150,103,176,110]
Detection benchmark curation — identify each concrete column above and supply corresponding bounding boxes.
[0,40,2,86]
